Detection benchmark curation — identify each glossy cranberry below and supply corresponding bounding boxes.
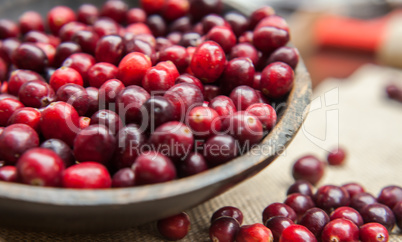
[56,83,88,116]
[157,212,190,240]
[264,216,293,242]
[299,208,330,239]
[229,85,259,111]
[292,155,325,185]
[93,18,119,37]
[118,52,152,86]
[140,96,174,131]
[326,147,347,166]
[40,138,74,167]
[179,152,208,177]
[40,102,80,147]
[50,67,83,92]
[8,107,41,132]
[23,31,51,45]
[133,151,176,185]
[142,63,176,94]
[330,207,363,226]
[246,103,277,131]
[260,62,294,99]
[262,203,297,224]
[203,85,220,102]
[155,37,173,51]
[124,38,156,64]
[0,58,7,81]
[221,58,255,93]
[0,166,18,182]
[158,45,189,73]
[62,53,96,85]
[85,87,99,116]
[201,14,226,33]
[284,193,315,221]
[95,35,125,66]
[58,22,87,42]
[140,0,165,14]
[361,203,396,232]
[77,4,99,25]
[287,180,314,198]
[146,15,166,37]
[186,106,221,138]
[125,22,152,36]
[180,32,201,47]
[208,95,236,118]
[206,26,236,54]
[90,110,123,135]
[268,47,299,70]
[236,223,273,242]
[209,216,240,242]
[211,206,243,225]
[164,83,204,120]
[0,124,39,164]
[279,224,317,242]
[162,0,189,21]
[63,162,111,189]
[18,80,54,108]
[100,0,128,24]
[87,62,118,88]
[203,134,237,167]
[112,168,135,188]
[19,11,45,34]
[229,44,259,68]
[322,218,359,242]
[175,74,203,92]
[256,15,289,31]
[113,124,145,169]
[341,182,365,199]
[314,185,350,214]
[116,85,150,124]
[224,12,248,37]
[253,26,289,54]
[98,78,124,106]
[47,6,76,35]
[377,185,402,209]
[127,8,147,24]
[0,19,19,39]
[222,111,263,146]
[393,201,402,230]
[359,223,389,242]
[35,42,56,67]
[350,192,378,212]
[71,30,99,55]
[249,6,276,29]
[0,98,24,126]
[12,43,47,73]
[0,38,20,63]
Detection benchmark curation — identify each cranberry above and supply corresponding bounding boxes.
[179,152,208,177]
[73,124,116,165]
[63,162,111,189]
[186,106,221,139]
[209,95,237,118]
[157,212,190,241]
[221,58,255,92]
[264,216,293,242]
[377,185,402,209]
[0,58,6,81]
[239,31,254,44]
[158,45,189,73]
[114,124,145,169]
[142,63,176,94]
[260,62,294,99]
[118,52,152,86]
[279,224,317,242]
[284,193,315,221]
[147,15,167,37]
[292,155,325,185]
[350,192,378,212]
[222,111,263,146]
[86,87,99,116]
[155,37,173,51]
[77,4,99,25]
[314,185,350,214]
[125,22,153,36]
[112,168,135,188]
[224,12,248,37]
[211,206,243,225]
[230,43,259,67]
[287,180,314,198]
[163,0,189,21]
[58,22,87,42]
[325,147,347,166]
[116,85,150,124]
[341,182,365,199]
[164,83,204,120]
[140,0,165,14]
[267,47,299,70]
[322,219,360,242]
[133,151,176,185]
[0,38,20,63]
[95,35,125,66]
[35,42,56,67]
[0,19,19,39]
[93,18,119,37]
[8,107,41,132]
[47,6,76,35]
[393,201,402,230]
[203,85,220,102]
[127,8,147,24]
[229,85,259,111]
[19,11,45,34]
[299,208,330,239]
[249,6,276,29]
[359,223,389,242]
[97,79,124,106]
[236,223,273,242]
[206,26,236,54]
[56,83,89,116]
[124,38,156,64]
[262,203,297,224]
[175,74,203,92]
[180,32,201,47]
[140,96,175,131]
[169,16,191,33]
[87,62,118,88]
[62,53,96,85]
[90,109,123,135]
[330,207,363,226]
[0,166,18,182]
[40,102,80,147]
[23,31,51,45]
[8,70,45,97]
[40,138,74,167]
[361,203,396,232]
[71,30,99,55]
[190,41,226,83]
[12,43,47,73]
[100,0,128,24]
[49,67,83,92]
[203,134,238,167]
[209,216,240,242]
[0,98,24,126]
[246,103,277,131]
[253,26,288,55]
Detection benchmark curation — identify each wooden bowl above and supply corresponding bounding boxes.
[0,0,312,233]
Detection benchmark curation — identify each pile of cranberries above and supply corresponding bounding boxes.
[0,0,299,189]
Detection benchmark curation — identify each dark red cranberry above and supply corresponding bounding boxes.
[264,216,293,242]
[164,83,204,120]
[155,37,173,51]
[140,96,174,131]
[0,19,19,39]
[12,43,47,73]
[209,95,237,118]
[377,185,402,209]
[157,212,190,241]
[124,38,156,64]
[203,134,238,167]
[393,201,402,230]
[360,203,396,232]
[18,80,55,108]
[0,166,18,182]
[62,52,96,85]
[49,67,83,92]
[256,15,289,32]
[63,162,111,189]
[86,87,99,116]
[330,207,363,226]
[186,106,221,138]
[118,52,152,86]
[58,22,87,42]
[40,102,80,147]
[169,16,191,33]
[236,223,273,242]
[314,185,350,214]
[158,45,189,73]
[0,58,6,81]
[19,11,45,34]
[203,85,220,102]
[180,32,201,47]
[230,43,259,67]
[262,203,297,224]
[249,6,276,29]
[321,218,359,242]
[326,147,347,166]
[17,148,64,187]
[359,223,389,242]
[209,216,240,242]
[279,224,317,242]
[112,168,135,187]
[140,0,165,14]
[179,152,208,177]
[221,58,255,92]
[116,85,150,124]
[114,124,146,169]
[77,4,99,25]
[253,74,262,91]
[87,62,118,88]
[8,107,41,132]
[267,47,299,70]
[23,31,51,45]
[163,0,189,21]
[127,8,147,24]
[224,12,248,37]
[0,98,24,126]
[0,124,39,164]
[147,15,167,37]
[98,78,124,106]
[341,182,365,199]
[40,138,74,167]
[246,103,277,131]
[386,84,402,101]
[229,85,259,111]
[287,180,314,198]
[260,62,294,99]
[133,151,176,185]
[350,192,377,212]
[56,83,88,116]
[35,42,56,67]
[47,6,76,35]
[202,14,228,34]
[211,206,243,225]
[166,31,182,45]
[284,193,315,221]
[93,18,119,37]
[175,74,203,92]
[73,124,116,165]
[71,30,99,55]
[100,0,128,24]
[253,26,289,54]
[0,38,20,63]
[90,110,123,135]
[95,35,125,66]
[142,62,176,94]
[292,155,325,185]
[222,111,263,146]
[299,208,330,239]
[190,41,226,83]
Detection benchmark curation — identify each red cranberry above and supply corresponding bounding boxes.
[139,96,174,131]
[95,35,125,66]
[19,11,45,34]
[127,8,147,24]
[0,19,19,39]
[321,219,359,242]
[284,193,315,221]
[260,62,294,99]
[360,203,396,232]
[71,30,99,55]
[40,138,75,167]
[209,95,237,118]
[112,168,135,188]
[253,26,289,54]
[98,78,124,106]
[314,185,350,214]
[90,109,123,135]
[12,43,47,73]
[209,216,240,242]
[142,63,176,94]
[77,4,99,25]
[180,32,201,47]
[264,216,293,242]
[292,155,325,185]
[169,16,191,33]
[23,31,51,45]
[0,38,20,63]
[267,47,299,70]
[246,103,277,131]
[155,37,173,51]
[350,192,378,212]
[222,58,255,92]
[299,208,330,239]
[222,111,263,146]
[287,180,314,198]
[157,212,191,241]
[118,52,152,86]
[56,83,89,116]
[35,42,56,67]
[58,22,87,42]
[63,162,111,189]
[186,106,221,139]
[133,151,176,185]
[62,53,96,85]
[224,11,249,37]
[18,80,55,108]
[326,147,347,166]
[86,87,99,116]
[205,26,236,54]
[236,223,273,242]
[0,124,39,164]
[359,223,389,242]
[230,43,259,67]
[113,124,145,168]
[330,207,363,226]
[49,67,83,92]
[124,38,156,65]
[125,23,152,36]
[211,206,243,225]
[156,60,181,83]
[175,74,203,92]
[229,86,258,111]
[279,224,317,242]
[40,102,80,147]
[0,58,6,81]
[147,15,167,37]
[0,98,24,126]
[116,85,150,124]
[341,182,365,199]
[100,0,128,24]
[202,14,227,33]
[203,85,220,102]
[179,152,208,177]
[8,69,46,96]
[0,166,18,182]
[163,0,189,21]
[164,83,204,120]
[73,124,116,165]
[249,6,276,29]
[190,41,226,83]
[393,201,402,230]
[203,134,238,167]
[17,148,64,187]
[140,0,165,14]
[93,18,119,37]
[262,203,297,224]
[377,185,402,209]
[47,6,76,35]
[8,107,41,132]
[87,62,118,88]
[159,45,189,73]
